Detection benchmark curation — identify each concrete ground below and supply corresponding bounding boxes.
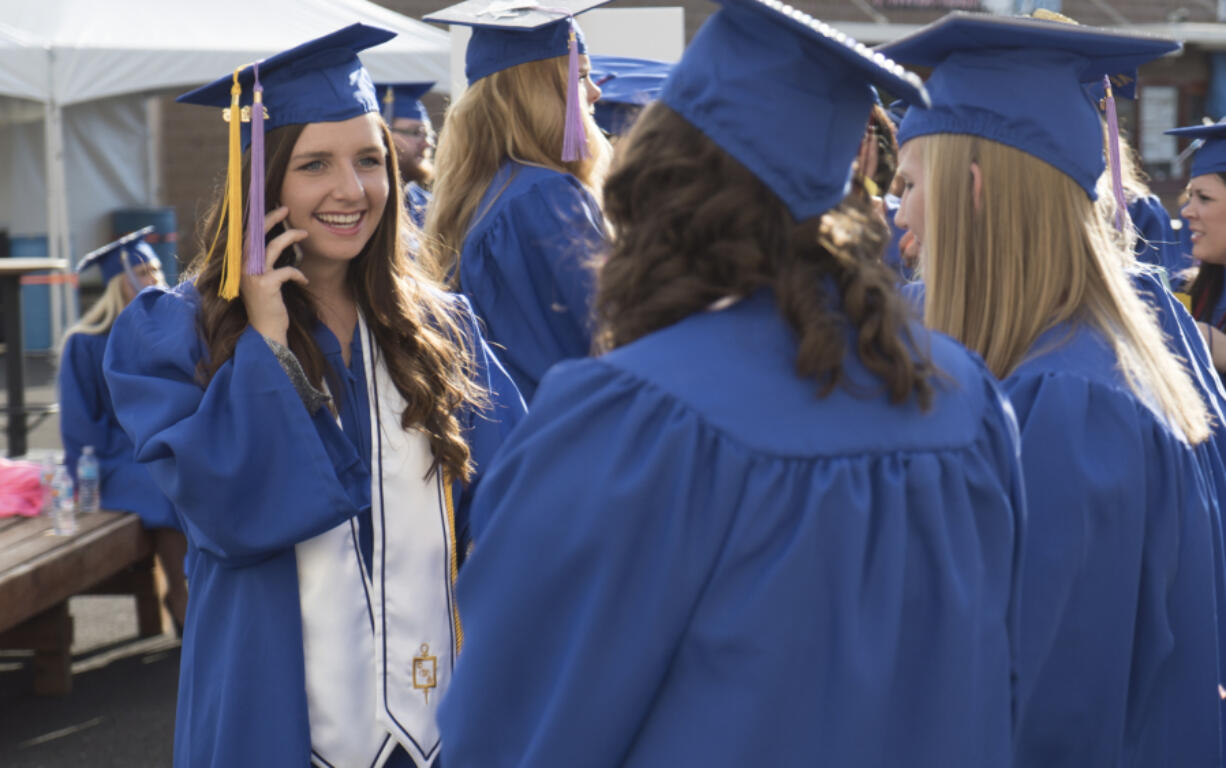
[0,351,178,767]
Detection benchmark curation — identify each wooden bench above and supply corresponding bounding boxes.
[0,511,162,695]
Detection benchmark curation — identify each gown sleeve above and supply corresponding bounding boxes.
[58,332,111,483]
[103,287,369,565]
[58,331,179,528]
[459,173,605,400]
[1005,370,1221,766]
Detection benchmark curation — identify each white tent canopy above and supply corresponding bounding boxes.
[0,0,449,105]
[0,0,450,344]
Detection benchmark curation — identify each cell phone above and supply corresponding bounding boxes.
[266,220,304,269]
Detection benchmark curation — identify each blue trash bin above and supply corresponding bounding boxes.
[111,207,179,285]
[9,235,62,352]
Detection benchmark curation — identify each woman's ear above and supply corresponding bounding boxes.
[970,162,983,213]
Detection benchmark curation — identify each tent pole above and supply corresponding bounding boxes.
[53,100,72,331]
[145,96,162,205]
[42,49,64,348]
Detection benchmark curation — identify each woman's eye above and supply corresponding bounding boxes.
[358,156,383,168]
[299,160,324,171]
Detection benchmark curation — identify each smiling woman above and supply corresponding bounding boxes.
[100,24,526,768]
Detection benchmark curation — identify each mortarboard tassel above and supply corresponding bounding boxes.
[218,69,245,299]
[1103,75,1130,234]
[245,63,267,277]
[561,21,590,164]
[383,87,395,125]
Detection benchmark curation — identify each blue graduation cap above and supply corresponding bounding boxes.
[377,82,434,124]
[879,12,1179,199]
[661,0,928,222]
[77,227,160,283]
[588,55,672,136]
[175,23,395,299]
[177,23,392,148]
[1166,121,1226,178]
[424,0,612,84]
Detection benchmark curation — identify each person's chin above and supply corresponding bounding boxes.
[404,160,434,188]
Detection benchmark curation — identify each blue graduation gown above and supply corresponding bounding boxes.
[439,289,1024,767]
[102,283,525,768]
[406,182,431,229]
[58,330,178,529]
[1133,269,1226,754]
[1005,321,1222,767]
[457,160,605,402]
[1129,195,1191,277]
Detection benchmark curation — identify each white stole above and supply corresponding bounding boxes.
[296,313,460,768]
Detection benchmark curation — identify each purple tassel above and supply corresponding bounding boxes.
[1103,75,1130,233]
[561,22,590,163]
[246,63,267,275]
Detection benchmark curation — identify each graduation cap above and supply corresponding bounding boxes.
[661,0,928,222]
[879,12,1179,200]
[588,55,672,137]
[377,82,435,125]
[1024,9,1140,104]
[175,23,394,299]
[1166,121,1226,178]
[77,227,160,284]
[424,0,612,163]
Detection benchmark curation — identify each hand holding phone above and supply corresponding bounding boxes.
[242,206,309,345]
[266,220,305,269]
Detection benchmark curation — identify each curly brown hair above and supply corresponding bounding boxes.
[596,103,936,409]
[185,119,488,482]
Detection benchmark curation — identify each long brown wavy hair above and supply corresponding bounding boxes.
[185,118,488,482]
[597,103,936,408]
[424,55,612,282]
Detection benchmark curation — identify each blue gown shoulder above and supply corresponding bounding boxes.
[458,161,605,401]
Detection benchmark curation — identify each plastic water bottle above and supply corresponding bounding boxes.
[51,463,77,536]
[39,455,56,516]
[76,446,100,515]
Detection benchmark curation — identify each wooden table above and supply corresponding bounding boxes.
[0,256,70,457]
[0,510,159,695]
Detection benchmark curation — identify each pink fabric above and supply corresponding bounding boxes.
[0,458,48,517]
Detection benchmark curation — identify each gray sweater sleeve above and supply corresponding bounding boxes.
[262,336,331,415]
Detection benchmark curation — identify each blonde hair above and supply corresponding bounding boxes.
[62,273,128,340]
[424,55,612,281]
[916,133,1210,444]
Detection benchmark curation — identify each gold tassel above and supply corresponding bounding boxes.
[208,69,245,300]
